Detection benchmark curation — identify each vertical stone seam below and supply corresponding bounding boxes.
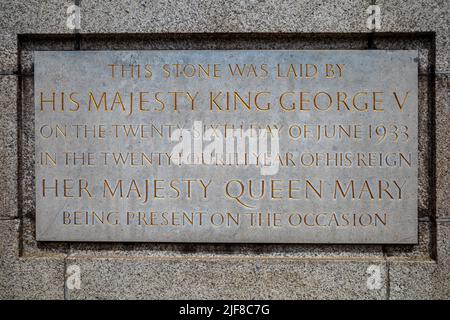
[381,244,389,299]
[427,33,438,262]
[63,255,68,300]
[385,261,391,300]
[16,33,24,258]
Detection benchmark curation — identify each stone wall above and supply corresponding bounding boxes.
[0,0,449,299]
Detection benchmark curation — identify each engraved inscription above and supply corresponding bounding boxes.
[35,50,418,243]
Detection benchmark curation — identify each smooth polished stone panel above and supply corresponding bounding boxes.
[34,50,418,243]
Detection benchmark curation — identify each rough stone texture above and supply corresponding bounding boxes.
[375,0,450,73]
[0,77,65,300]
[65,257,387,299]
[0,76,18,219]
[80,0,369,34]
[436,75,450,219]
[0,0,74,34]
[68,242,384,259]
[0,218,19,260]
[0,0,74,72]
[389,222,450,299]
[436,221,450,266]
[0,34,17,73]
[80,34,370,51]
[0,220,65,299]
[389,262,443,299]
[417,75,431,216]
[0,257,65,299]
[20,76,35,223]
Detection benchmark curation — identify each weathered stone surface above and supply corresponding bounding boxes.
[375,0,450,72]
[417,75,430,216]
[65,257,387,299]
[68,242,384,259]
[436,75,450,219]
[81,34,370,51]
[0,0,73,34]
[79,0,369,33]
[0,219,20,261]
[0,76,18,219]
[0,34,17,72]
[389,262,442,299]
[19,76,35,222]
[436,221,450,267]
[0,220,65,299]
[0,257,66,299]
[375,0,448,31]
[389,222,450,299]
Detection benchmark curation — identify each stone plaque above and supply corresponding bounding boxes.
[34,50,418,243]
